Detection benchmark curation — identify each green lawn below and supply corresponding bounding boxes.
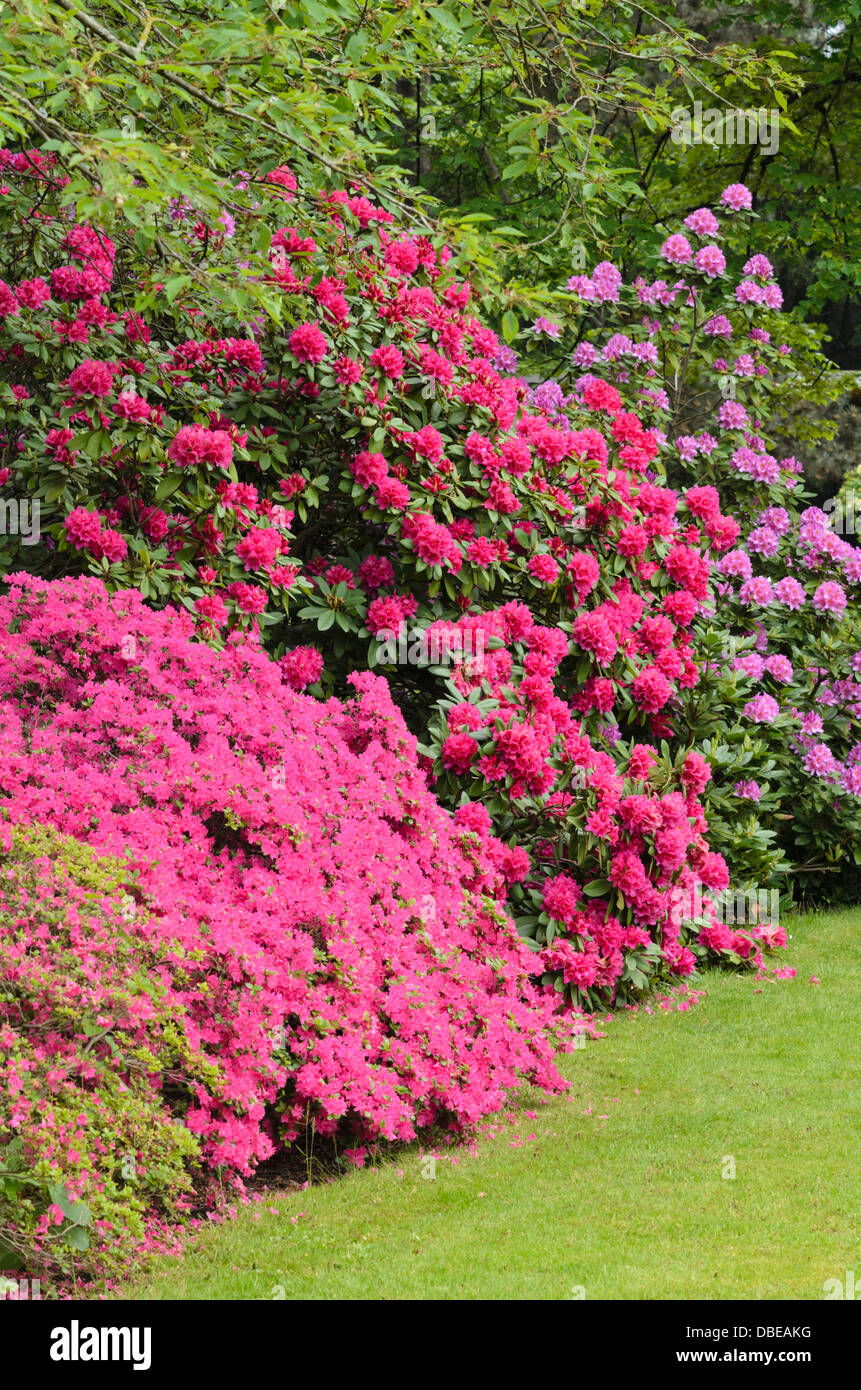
[127,909,861,1301]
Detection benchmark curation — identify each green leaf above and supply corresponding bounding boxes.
[583,879,610,897]
[501,159,531,181]
[162,275,192,304]
[155,471,185,502]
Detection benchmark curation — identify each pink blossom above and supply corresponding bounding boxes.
[68,359,116,396]
[369,344,405,378]
[720,183,753,211]
[694,245,726,278]
[684,208,720,237]
[280,646,324,689]
[774,577,806,610]
[288,322,328,364]
[812,581,847,614]
[660,234,693,265]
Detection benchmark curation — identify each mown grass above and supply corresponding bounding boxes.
[127,909,861,1300]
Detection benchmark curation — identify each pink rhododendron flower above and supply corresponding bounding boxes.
[68,358,116,396]
[280,645,324,689]
[660,234,693,265]
[694,245,726,278]
[812,581,847,614]
[288,321,328,364]
[720,183,753,211]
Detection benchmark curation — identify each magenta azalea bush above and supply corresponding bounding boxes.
[0,571,573,1278]
[0,572,567,1154]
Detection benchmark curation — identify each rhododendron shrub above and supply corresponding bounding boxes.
[556,188,861,901]
[705,506,861,899]
[0,152,785,990]
[421,609,785,1001]
[0,574,568,1199]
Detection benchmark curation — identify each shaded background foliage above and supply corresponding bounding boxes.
[4,0,852,495]
[1,3,855,326]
